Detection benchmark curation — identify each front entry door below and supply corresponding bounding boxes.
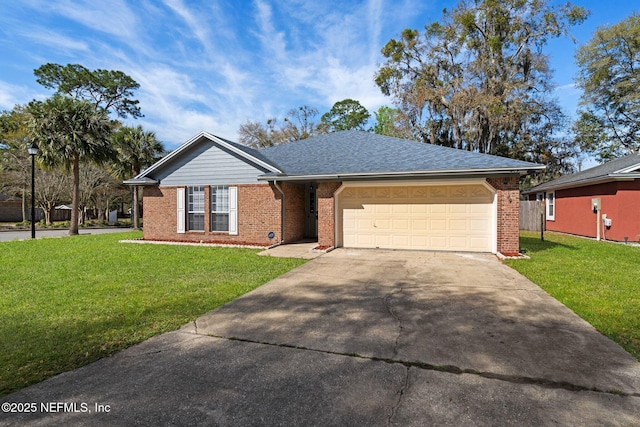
[305,183,318,238]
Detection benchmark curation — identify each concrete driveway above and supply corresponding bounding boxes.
[2,249,639,426]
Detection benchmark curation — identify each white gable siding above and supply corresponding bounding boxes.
[153,141,263,186]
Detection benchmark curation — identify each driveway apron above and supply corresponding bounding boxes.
[2,249,639,426]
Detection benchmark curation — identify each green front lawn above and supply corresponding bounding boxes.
[505,231,640,360]
[0,232,306,397]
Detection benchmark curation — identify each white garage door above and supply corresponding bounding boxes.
[339,184,494,252]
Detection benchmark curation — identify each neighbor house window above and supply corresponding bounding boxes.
[546,191,555,221]
[187,186,205,231]
[210,185,229,232]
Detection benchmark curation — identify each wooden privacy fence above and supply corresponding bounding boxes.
[520,200,545,231]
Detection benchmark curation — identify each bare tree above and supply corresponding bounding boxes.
[238,106,325,148]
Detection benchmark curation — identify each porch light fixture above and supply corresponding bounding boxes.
[27,143,38,239]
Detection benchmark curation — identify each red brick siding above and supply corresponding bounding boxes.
[487,177,521,255]
[142,186,176,241]
[317,182,342,247]
[547,181,640,242]
[237,184,281,244]
[143,184,281,245]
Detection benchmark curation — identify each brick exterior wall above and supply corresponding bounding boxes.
[143,184,282,246]
[487,176,521,255]
[545,181,640,242]
[144,177,520,254]
[317,182,342,248]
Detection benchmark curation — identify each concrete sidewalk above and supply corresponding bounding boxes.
[2,249,639,426]
[0,227,132,242]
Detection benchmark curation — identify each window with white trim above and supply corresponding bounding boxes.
[187,186,205,231]
[546,191,555,221]
[210,185,229,232]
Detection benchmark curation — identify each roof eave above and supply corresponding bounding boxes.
[523,173,640,194]
[123,177,159,186]
[259,166,544,182]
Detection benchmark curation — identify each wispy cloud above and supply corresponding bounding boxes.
[17,28,89,54]
[254,0,287,61]
[42,0,139,40]
[0,0,435,147]
[0,81,43,110]
[555,83,577,91]
[162,0,215,57]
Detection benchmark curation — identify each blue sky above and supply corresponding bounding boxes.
[0,0,638,150]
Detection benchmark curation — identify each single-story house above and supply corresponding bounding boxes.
[523,153,640,242]
[125,130,543,255]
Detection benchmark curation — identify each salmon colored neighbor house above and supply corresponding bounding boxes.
[524,154,640,242]
[126,130,544,255]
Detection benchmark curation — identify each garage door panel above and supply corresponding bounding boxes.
[411,219,428,229]
[449,236,468,249]
[340,184,494,252]
[449,204,467,214]
[470,237,490,250]
[410,235,428,247]
[470,204,490,214]
[430,219,447,231]
[375,235,392,247]
[391,235,410,246]
[449,219,468,231]
[430,236,448,248]
[470,219,489,231]
[392,219,410,230]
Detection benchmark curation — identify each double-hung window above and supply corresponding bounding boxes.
[546,191,555,221]
[211,185,229,232]
[187,186,205,231]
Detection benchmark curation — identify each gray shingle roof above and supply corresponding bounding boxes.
[128,130,544,185]
[259,130,542,177]
[215,135,282,171]
[525,153,640,193]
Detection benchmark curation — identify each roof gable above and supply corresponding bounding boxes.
[127,131,281,184]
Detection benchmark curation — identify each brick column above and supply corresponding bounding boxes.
[487,177,521,255]
[317,182,342,248]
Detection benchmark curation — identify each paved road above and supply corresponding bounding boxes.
[0,228,134,242]
[1,249,639,426]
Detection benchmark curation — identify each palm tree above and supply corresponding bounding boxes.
[110,125,164,229]
[27,95,113,235]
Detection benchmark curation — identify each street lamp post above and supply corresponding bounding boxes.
[27,144,38,239]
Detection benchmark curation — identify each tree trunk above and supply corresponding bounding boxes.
[44,206,52,225]
[69,154,80,235]
[132,186,140,230]
[21,188,27,222]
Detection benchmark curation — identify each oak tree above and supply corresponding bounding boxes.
[375,0,588,174]
[574,13,640,160]
[319,99,370,132]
